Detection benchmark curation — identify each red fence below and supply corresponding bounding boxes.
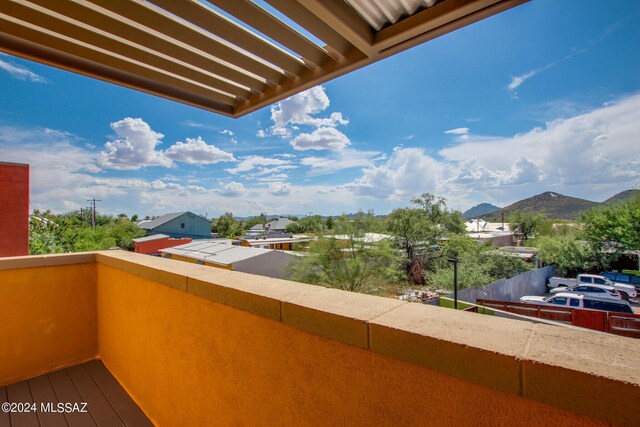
[476,299,640,339]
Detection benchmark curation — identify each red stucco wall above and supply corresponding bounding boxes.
[134,237,192,255]
[0,162,29,257]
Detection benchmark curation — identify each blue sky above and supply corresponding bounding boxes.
[1,0,639,218]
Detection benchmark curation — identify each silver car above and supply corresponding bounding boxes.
[549,283,621,300]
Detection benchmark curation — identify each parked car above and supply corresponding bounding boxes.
[520,292,634,314]
[549,283,621,300]
[547,274,637,300]
[600,271,640,291]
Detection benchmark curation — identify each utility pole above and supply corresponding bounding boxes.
[87,198,101,229]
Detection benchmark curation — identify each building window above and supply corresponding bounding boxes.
[181,223,185,229]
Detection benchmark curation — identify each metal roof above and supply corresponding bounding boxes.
[249,217,297,231]
[0,0,528,117]
[137,212,187,230]
[161,239,282,265]
[137,211,209,230]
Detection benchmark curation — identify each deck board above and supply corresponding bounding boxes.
[47,369,96,427]
[1,361,152,427]
[6,380,39,427]
[0,386,10,427]
[28,375,67,427]
[84,361,152,427]
[66,365,123,427]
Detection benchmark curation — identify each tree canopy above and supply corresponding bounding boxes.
[508,211,545,241]
[288,213,400,293]
[29,210,145,254]
[581,196,640,256]
[386,194,465,284]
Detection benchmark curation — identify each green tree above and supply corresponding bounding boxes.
[212,212,244,238]
[29,210,145,254]
[428,236,530,290]
[508,211,545,242]
[386,194,465,284]
[325,216,334,230]
[288,215,400,292]
[581,196,640,259]
[286,214,325,234]
[534,235,602,277]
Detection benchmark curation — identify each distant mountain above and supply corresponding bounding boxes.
[483,191,599,221]
[462,203,501,219]
[604,189,640,205]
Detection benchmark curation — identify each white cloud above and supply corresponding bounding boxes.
[225,155,293,175]
[0,58,49,83]
[0,126,119,212]
[220,129,238,144]
[348,147,443,199]
[165,137,235,164]
[269,182,292,196]
[97,117,172,170]
[508,49,586,93]
[263,86,348,137]
[300,148,381,176]
[290,127,350,151]
[98,118,235,169]
[508,70,537,91]
[444,127,470,135]
[218,182,246,197]
[437,93,640,205]
[255,174,289,183]
[448,157,543,188]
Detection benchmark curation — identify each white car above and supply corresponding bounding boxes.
[520,293,634,314]
[549,283,621,300]
[548,274,636,300]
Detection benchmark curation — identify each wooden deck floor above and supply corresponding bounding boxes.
[1,360,153,427]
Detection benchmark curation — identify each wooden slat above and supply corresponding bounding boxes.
[48,370,97,427]
[88,0,286,85]
[28,375,68,427]
[207,0,331,68]
[66,365,122,427]
[0,14,238,107]
[84,361,152,427]
[0,386,11,427]
[8,1,250,100]
[27,0,267,93]
[296,0,375,56]
[86,0,285,83]
[0,30,234,116]
[265,0,353,57]
[6,380,39,427]
[149,0,305,77]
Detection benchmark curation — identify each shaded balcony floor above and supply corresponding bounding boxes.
[1,360,152,427]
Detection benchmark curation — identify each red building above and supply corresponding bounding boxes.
[0,162,29,257]
[133,234,192,255]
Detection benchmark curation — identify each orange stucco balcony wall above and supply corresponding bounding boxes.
[0,251,638,426]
